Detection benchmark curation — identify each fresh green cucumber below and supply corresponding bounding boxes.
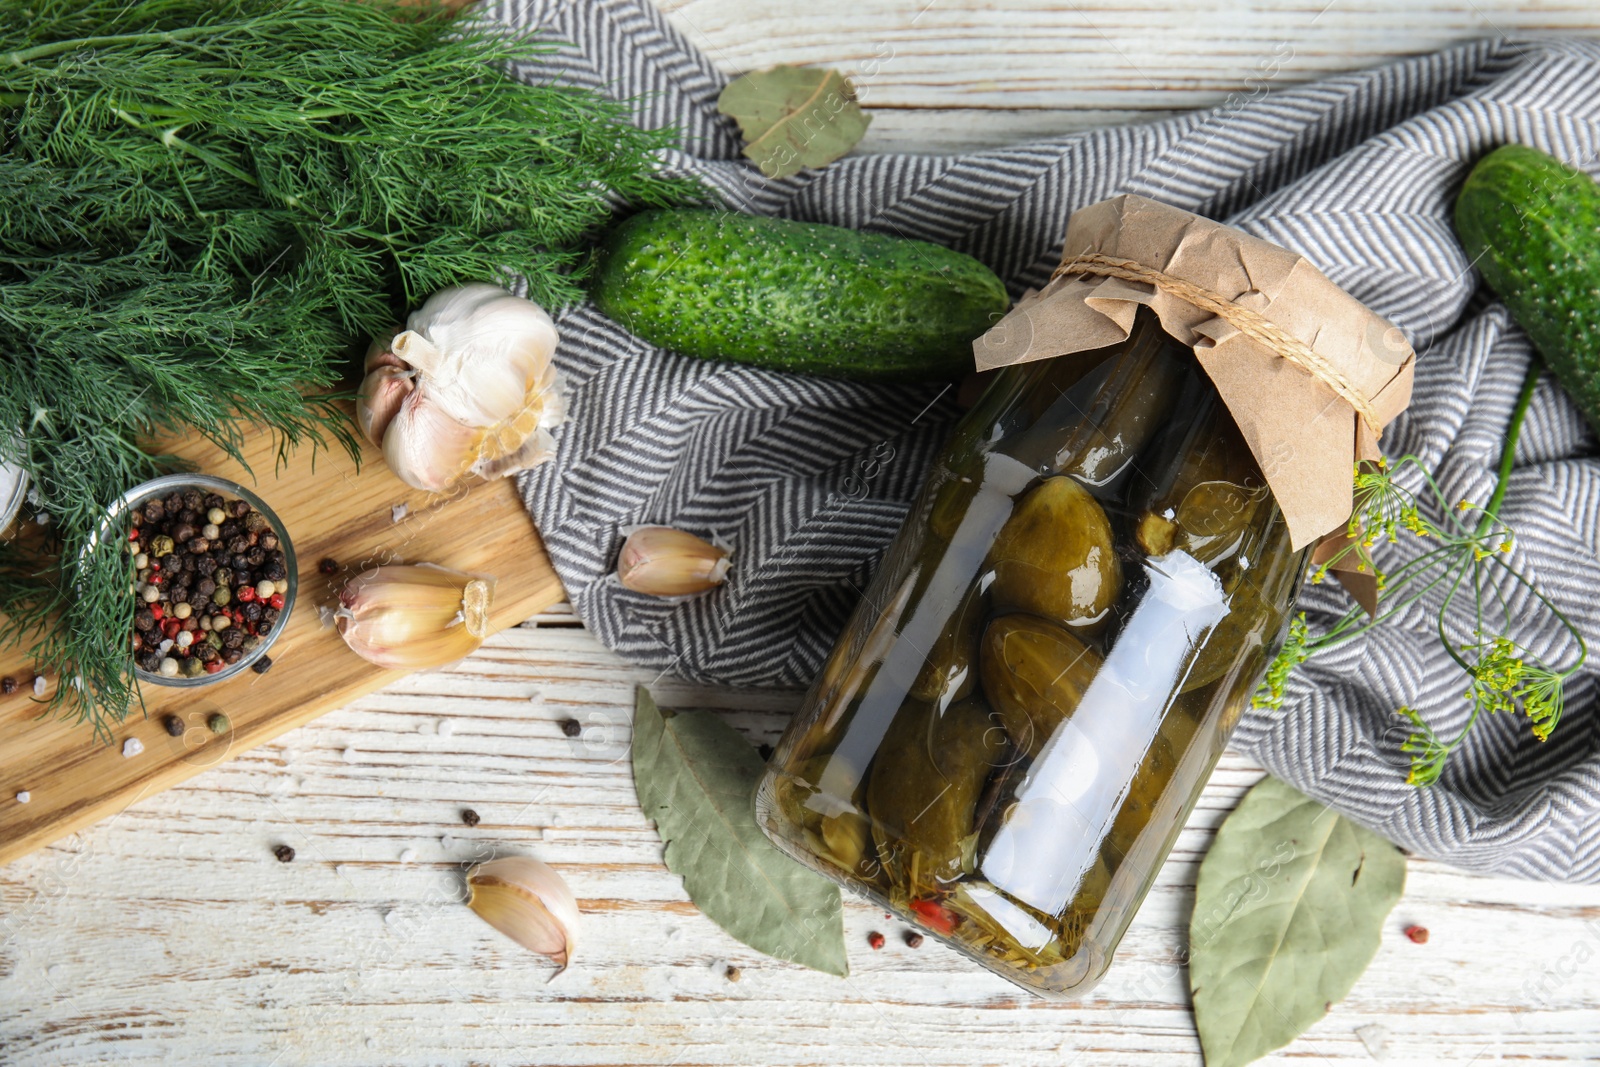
[1455,144,1600,435]
[588,209,1010,382]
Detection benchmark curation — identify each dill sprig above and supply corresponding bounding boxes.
[1254,362,1587,786]
[1,0,692,739]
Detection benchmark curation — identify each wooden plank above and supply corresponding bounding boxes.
[2,625,1598,1065]
[657,0,1600,152]
[0,404,565,868]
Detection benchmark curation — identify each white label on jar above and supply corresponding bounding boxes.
[980,549,1227,916]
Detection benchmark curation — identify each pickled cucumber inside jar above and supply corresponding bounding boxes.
[979,613,1102,758]
[909,579,988,710]
[986,476,1121,633]
[1134,395,1267,566]
[1003,308,1189,490]
[867,696,1005,895]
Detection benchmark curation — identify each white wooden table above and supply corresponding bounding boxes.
[6,3,1600,1064]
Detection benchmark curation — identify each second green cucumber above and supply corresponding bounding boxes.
[588,209,1010,382]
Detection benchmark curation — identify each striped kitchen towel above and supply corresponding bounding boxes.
[502,0,1600,883]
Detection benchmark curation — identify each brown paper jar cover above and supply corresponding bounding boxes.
[973,193,1416,549]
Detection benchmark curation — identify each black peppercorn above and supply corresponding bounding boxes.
[187,537,210,554]
[163,492,183,512]
[318,557,339,576]
[183,489,204,510]
[197,645,219,664]
[262,561,286,581]
[0,676,14,695]
[196,556,218,577]
[203,493,225,511]
[134,609,155,632]
[251,655,273,674]
[191,596,212,614]
[461,808,481,827]
[218,520,241,540]
[144,500,166,523]
[246,547,265,567]
[162,714,185,737]
[244,513,269,533]
[137,650,162,672]
[223,630,245,650]
[196,577,216,598]
[242,601,264,623]
[229,499,251,518]
[273,844,295,863]
[230,553,248,570]
[222,648,243,665]
[260,533,279,551]
[560,717,582,738]
[228,536,251,555]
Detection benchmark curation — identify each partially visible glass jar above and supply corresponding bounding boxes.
[755,308,1307,998]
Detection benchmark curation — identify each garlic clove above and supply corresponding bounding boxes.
[336,564,494,669]
[357,363,415,447]
[381,390,483,492]
[616,527,732,597]
[466,856,580,972]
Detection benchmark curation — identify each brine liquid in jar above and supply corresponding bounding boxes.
[756,309,1308,997]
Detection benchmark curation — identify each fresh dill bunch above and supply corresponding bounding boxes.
[1253,364,1587,787]
[0,0,693,738]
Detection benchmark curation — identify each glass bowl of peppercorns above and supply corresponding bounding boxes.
[116,474,296,686]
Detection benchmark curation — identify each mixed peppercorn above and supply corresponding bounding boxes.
[127,487,287,680]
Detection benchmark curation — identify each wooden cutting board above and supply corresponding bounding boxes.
[0,406,564,867]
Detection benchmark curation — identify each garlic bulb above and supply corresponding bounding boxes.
[359,284,565,492]
[466,855,581,973]
[616,526,731,596]
[336,564,494,669]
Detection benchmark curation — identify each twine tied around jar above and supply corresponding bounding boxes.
[1051,252,1384,439]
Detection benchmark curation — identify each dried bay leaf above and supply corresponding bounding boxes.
[717,64,871,179]
[631,688,848,976]
[1190,776,1406,1067]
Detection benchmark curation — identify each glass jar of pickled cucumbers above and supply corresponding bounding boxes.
[755,307,1308,998]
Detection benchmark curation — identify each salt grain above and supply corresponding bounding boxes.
[15,791,30,804]
[437,719,455,738]
[342,747,358,764]
[440,834,454,850]
[1355,1022,1390,1059]
[32,675,45,697]
[121,737,144,758]
[391,503,408,524]
[399,848,417,864]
